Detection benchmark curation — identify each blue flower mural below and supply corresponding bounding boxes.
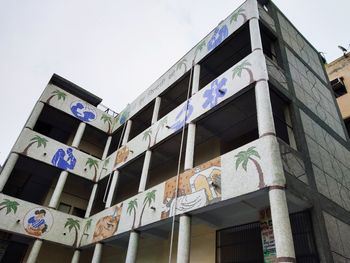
[51,148,76,170]
[118,105,130,125]
[207,25,228,51]
[70,101,96,122]
[170,101,193,131]
[202,77,228,109]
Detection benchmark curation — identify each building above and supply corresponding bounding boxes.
[0,0,350,262]
[326,52,350,136]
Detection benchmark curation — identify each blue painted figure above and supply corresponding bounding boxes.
[119,105,130,125]
[170,101,194,131]
[207,25,228,51]
[71,101,96,122]
[51,148,76,170]
[202,77,228,109]
[25,209,48,237]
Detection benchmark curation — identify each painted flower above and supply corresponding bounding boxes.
[202,77,228,109]
[207,25,228,51]
[170,100,194,131]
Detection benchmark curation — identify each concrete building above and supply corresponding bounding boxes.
[326,52,350,136]
[0,0,350,262]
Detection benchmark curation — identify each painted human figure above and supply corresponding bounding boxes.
[71,102,96,122]
[170,100,194,131]
[207,24,229,51]
[25,209,48,237]
[51,148,76,170]
[202,77,228,110]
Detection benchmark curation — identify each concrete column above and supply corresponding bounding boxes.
[71,250,80,263]
[105,170,119,208]
[138,150,152,193]
[151,97,161,124]
[269,188,296,262]
[26,239,43,263]
[249,17,263,51]
[91,242,103,263]
[71,122,86,148]
[122,120,133,145]
[177,214,191,263]
[125,231,139,263]
[48,171,68,208]
[0,153,19,192]
[25,101,44,129]
[255,80,275,137]
[102,136,112,159]
[85,183,98,218]
[184,123,196,170]
[192,64,201,94]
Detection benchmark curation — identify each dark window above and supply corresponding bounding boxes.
[345,118,350,137]
[57,203,72,213]
[72,207,86,217]
[331,78,347,98]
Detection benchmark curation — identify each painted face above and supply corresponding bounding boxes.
[35,213,45,219]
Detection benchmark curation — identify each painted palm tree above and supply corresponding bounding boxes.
[194,40,206,60]
[176,58,188,74]
[0,199,19,215]
[101,114,113,134]
[142,129,153,149]
[152,117,168,146]
[127,198,138,230]
[64,218,80,248]
[138,190,156,228]
[235,146,266,189]
[78,218,92,247]
[232,60,253,84]
[86,158,99,182]
[22,135,48,156]
[230,8,247,24]
[46,89,67,105]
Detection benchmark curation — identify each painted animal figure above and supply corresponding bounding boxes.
[92,204,123,242]
[207,25,229,51]
[71,102,96,122]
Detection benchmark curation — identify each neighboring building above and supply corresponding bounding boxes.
[0,0,350,262]
[326,52,350,136]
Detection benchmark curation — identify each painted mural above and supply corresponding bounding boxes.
[207,24,228,51]
[232,60,253,84]
[46,89,67,105]
[0,199,19,215]
[92,204,123,242]
[260,208,276,263]
[101,114,114,134]
[23,208,53,237]
[114,145,130,167]
[230,7,247,24]
[51,148,77,171]
[21,135,48,156]
[70,101,97,122]
[64,218,81,247]
[78,219,92,247]
[202,77,228,110]
[161,157,221,219]
[234,146,266,189]
[85,158,99,181]
[170,100,193,132]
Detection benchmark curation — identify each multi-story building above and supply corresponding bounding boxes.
[1,0,350,262]
[326,52,350,136]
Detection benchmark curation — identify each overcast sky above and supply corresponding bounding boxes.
[0,0,349,164]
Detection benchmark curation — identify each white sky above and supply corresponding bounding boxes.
[0,0,349,164]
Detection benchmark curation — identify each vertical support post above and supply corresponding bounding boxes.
[25,101,45,129]
[138,150,152,193]
[0,153,19,192]
[105,170,119,208]
[249,17,263,52]
[125,231,139,263]
[85,183,98,218]
[151,97,161,124]
[71,122,86,148]
[122,120,132,145]
[48,171,68,208]
[192,65,201,94]
[71,250,80,263]
[177,214,191,263]
[26,239,43,263]
[269,187,296,262]
[102,136,112,159]
[91,242,103,263]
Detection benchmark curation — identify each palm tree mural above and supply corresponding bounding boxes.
[138,190,156,228]
[21,135,48,156]
[101,114,113,134]
[194,40,206,60]
[142,129,153,149]
[152,116,168,146]
[230,8,247,24]
[176,58,187,73]
[235,146,266,189]
[46,89,67,105]
[64,218,80,248]
[127,198,138,230]
[0,199,19,215]
[232,60,253,84]
[86,158,99,182]
[78,218,92,247]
